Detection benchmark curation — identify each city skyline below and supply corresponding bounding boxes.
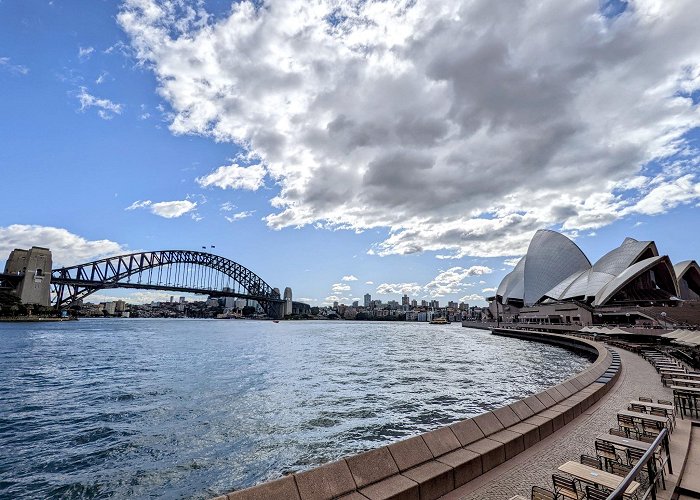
[2,0,699,307]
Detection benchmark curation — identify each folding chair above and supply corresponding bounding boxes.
[552,474,581,500]
[531,485,556,500]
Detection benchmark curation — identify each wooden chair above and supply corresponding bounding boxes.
[610,462,643,499]
[618,414,640,438]
[595,440,620,470]
[531,485,556,500]
[649,408,673,431]
[581,454,602,469]
[629,403,648,413]
[638,397,653,403]
[609,427,627,438]
[552,474,581,500]
[626,448,653,489]
[585,485,610,500]
[657,400,676,425]
[641,419,662,438]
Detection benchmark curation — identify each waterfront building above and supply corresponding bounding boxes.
[364,293,371,308]
[402,294,409,306]
[489,229,700,326]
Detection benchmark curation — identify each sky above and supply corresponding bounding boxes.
[0,0,699,307]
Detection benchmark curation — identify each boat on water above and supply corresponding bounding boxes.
[429,317,450,325]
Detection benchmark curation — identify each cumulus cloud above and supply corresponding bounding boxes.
[0,224,127,267]
[376,282,422,296]
[126,199,197,218]
[459,294,485,303]
[225,210,255,222]
[0,57,29,75]
[120,0,700,257]
[77,87,123,119]
[342,275,358,281]
[365,281,374,285]
[196,163,266,191]
[331,283,351,293]
[503,258,521,267]
[423,266,493,298]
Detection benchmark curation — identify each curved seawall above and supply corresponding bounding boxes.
[216,330,621,500]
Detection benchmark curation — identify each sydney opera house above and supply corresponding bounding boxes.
[487,230,700,327]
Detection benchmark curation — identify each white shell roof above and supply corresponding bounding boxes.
[674,260,699,281]
[543,237,658,302]
[592,255,677,306]
[496,229,590,305]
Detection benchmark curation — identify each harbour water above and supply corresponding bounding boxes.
[0,319,590,499]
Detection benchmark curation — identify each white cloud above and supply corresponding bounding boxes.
[126,199,197,218]
[331,283,351,292]
[482,287,496,293]
[78,46,95,60]
[220,202,237,212]
[96,71,108,84]
[503,258,521,267]
[120,0,700,257]
[77,87,123,119]
[459,294,486,304]
[365,281,374,285]
[196,162,266,191]
[423,266,493,298]
[376,282,422,296]
[224,210,255,222]
[0,57,29,75]
[0,224,127,267]
[342,275,358,281]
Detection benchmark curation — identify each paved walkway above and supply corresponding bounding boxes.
[441,346,674,500]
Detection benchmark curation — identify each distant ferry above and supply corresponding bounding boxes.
[429,317,450,325]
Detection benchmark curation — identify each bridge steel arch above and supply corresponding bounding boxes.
[51,250,283,318]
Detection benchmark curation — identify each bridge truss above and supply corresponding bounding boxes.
[51,250,283,317]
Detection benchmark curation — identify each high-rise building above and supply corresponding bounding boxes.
[364,293,371,308]
[352,300,359,307]
[402,294,409,306]
[430,299,440,309]
[411,299,418,308]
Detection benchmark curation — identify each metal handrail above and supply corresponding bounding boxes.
[606,427,672,500]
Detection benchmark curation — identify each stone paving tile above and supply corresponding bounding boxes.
[445,347,672,500]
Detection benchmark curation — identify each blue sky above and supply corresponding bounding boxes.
[1,0,699,307]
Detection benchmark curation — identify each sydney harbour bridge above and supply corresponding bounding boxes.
[1,249,285,318]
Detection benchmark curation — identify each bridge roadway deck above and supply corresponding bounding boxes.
[440,346,675,500]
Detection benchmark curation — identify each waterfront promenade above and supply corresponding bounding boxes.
[442,346,676,500]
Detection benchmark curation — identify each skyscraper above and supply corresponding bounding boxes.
[364,293,371,308]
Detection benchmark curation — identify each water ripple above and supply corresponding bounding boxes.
[0,319,590,499]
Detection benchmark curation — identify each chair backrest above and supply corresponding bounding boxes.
[595,440,617,458]
[585,485,610,500]
[649,408,667,417]
[630,403,648,413]
[581,454,602,469]
[609,427,627,437]
[627,447,645,465]
[552,474,578,497]
[642,420,661,435]
[610,462,633,478]
[639,396,653,402]
[638,434,655,444]
[531,485,555,500]
[657,399,672,406]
